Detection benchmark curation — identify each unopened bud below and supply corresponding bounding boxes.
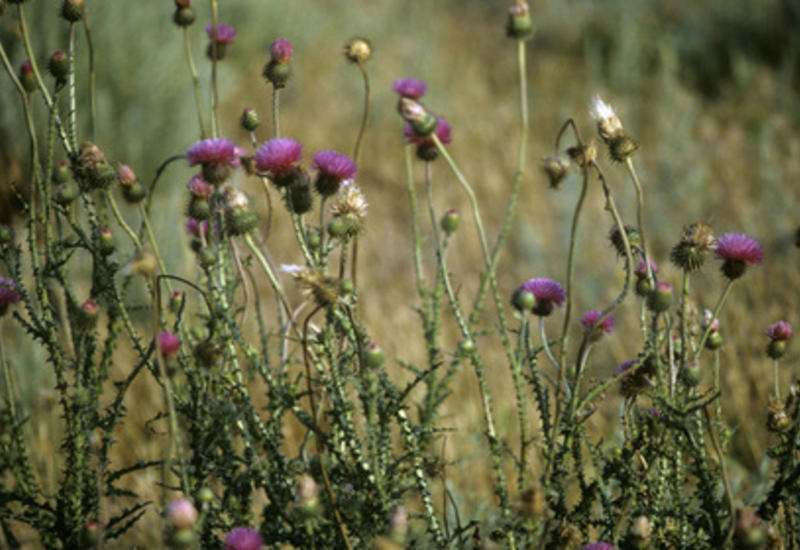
[169,291,185,313]
[77,300,99,329]
[167,498,197,530]
[61,0,84,23]
[224,189,258,236]
[48,50,69,83]
[511,288,535,312]
[399,98,438,137]
[541,155,570,189]
[19,61,36,93]
[679,362,702,387]
[647,281,672,313]
[440,208,460,235]
[344,37,372,64]
[506,0,534,40]
[173,6,195,27]
[197,487,213,504]
[98,228,115,256]
[240,107,260,132]
[362,342,385,369]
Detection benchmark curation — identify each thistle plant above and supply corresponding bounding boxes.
[0,1,798,549]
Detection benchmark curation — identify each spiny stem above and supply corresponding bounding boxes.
[106,191,142,250]
[183,27,207,139]
[773,359,780,400]
[67,23,78,150]
[404,146,426,296]
[81,8,97,141]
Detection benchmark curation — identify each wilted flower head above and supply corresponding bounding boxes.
[581,310,614,339]
[520,278,566,316]
[404,117,452,161]
[269,38,293,63]
[590,96,624,143]
[0,278,21,314]
[331,182,368,224]
[312,150,358,196]
[344,37,372,63]
[715,233,763,279]
[541,155,571,189]
[159,331,181,359]
[767,321,793,342]
[166,498,197,530]
[206,23,236,45]
[187,174,213,198]
[255,138,302,179]
[392,78,427,99]
[671,221,715,271]
[282,265,341,307]
[224,527,263,550]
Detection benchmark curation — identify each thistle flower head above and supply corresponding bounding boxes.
[255,138,302,177]
[206,23,236,45]
[344,37,372,63]
[331,182,368,225]
[0,278,21,314]
[767,321,793,342]
[269,38,293,63]
[671,221,715,271]
[590,95,624,142]
[187,138,238,167]
[166,498,197,530]
[392,78,427,99]
[117,164,136,186]
[312,150,357,196]
[404,117,452,161]
[187,174,213,198]
[159,331,181,358]
[715,233,763,279]
[581,310,614,337]
[185,218,208,237]
[520,278,566,317]
[634,259,657,279]
[224,527,263,550]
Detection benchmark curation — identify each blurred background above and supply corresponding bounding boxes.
[1,0,799,543]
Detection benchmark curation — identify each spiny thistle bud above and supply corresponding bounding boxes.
[194,339,222,367]
[224,188,258,236]
[187,197,210,221]
[670,221,715,271]
[511,287,535,312]
[79,521,100,549]
[0,226,13,246]
[205,24,236,60]
[240,107,260,132]
[541,155,571,189]
[0,278,21,317]
[634,259,657,296]
[647,281,672,313]
[168,290,185,314]
[76,142,115,190]
[98,228,114,256]
[399,98,438,137]
[440,207,460,235]
[54,180,80,206]
[766,320,792,360]
[607,135,638,163]
[167,498,197,530]
[19,60,36,93]
[197,487,213,504]
[48,50,68,84]
[76,299,99,329]
[286,176,313,215]
[344,37,372,64]
[296,474,320,515]
[263,38,293,89]
[173,5,195,27]
[679,361,702,387]
[60,0,84,23]
[53,160,72,184]
[609,224,641,258]
[458,338,476,355]
[702,310,723,350]
[767,395,791,433]
[362,342,385,369]
[306,228,321,250]
[733,507,764,550]
[506,0,534,40]
[118,163,145,203]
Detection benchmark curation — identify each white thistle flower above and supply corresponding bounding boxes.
[590,95,624,142]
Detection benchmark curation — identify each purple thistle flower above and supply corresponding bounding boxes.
[616,359,637,377]
[392,78,427,99]
[404,117,452,161]
[225,527,264,550]
[158,331,181,359]
[0,278,21,315]
[649,407,662,417]
[634,259,657,279]
[255,138,303,179]
[767,321,793,342]
[206,23,237,45]
[715,233,762,279]
[581,309,614,336]
[270,38,293,63]
[185,218,208,237]
[521,277,566,317]
[187,138,239,167]
[187,175,213,199]
[312,150,357,196]
[582,543,616,550]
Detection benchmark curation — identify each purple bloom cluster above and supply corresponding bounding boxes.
[715,233,763,264]
[581,310,614,335]
[312,150,357,195]
[0,277,21,313]
[392,78,427,99]
[270,38,293,63]
[255,138,302,177]
[767,321,793,342]
[187,175,213,198]
[187,138,239,167]
[518,277,566,317]
[206,23,237,44]
[225,527,263,550]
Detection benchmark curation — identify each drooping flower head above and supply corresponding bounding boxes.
[206,23,236,45]
[187,138,239,185]
[520,278,566,317]
[392,78,427,100]
[715,233,763,279]
[581,310,614,341]
[255,138,303,186]
[269,38,293,63]
[312,150,357,196]
[0,278,21,316]
[404,117,452,161]
[224,527,264,550]
[159,331,181,359]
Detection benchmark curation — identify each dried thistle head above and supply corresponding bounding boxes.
[590,96,624,143]
[670,221,715,271]
[282,265,341,307]
[541,155,571,189]
[767,395,792,433]
[608,224,641,257]
[329,181,368,240]
[344,37,372,64]
[566,140,597,167]
[223,186,258,235]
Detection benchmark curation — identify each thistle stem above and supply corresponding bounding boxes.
[272,87,281,138]
[352,61,371,165]
[183,27,207,139]
[691,280,734,363]
[209,0,220,138]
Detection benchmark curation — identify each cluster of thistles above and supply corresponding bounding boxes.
[393,77,452,161]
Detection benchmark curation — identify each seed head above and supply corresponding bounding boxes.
[767,395,791,432]
[670,221,715,271]
[541,155,571,189]
[344,37,372,63]
[330,181,368,237]
[590,95,624,143]
[282,265,340,307]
